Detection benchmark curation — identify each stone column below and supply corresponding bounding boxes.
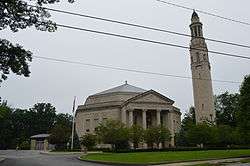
[31,139,36,150]
[44,139,49,151]
[121,109,127,125]
[142,109,147,129]
[156,109,161,126]
[128,110,133,127]
[168,112,175,147]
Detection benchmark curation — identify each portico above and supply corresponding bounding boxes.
[122,109,169,129]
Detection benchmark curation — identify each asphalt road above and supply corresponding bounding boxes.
[0,150,249,166]
[0,150,107,166]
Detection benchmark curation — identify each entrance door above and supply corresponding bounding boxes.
[35,141,44,150]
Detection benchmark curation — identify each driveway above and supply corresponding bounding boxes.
[0,150,107,166]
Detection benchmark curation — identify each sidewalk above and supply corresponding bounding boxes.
[155,157,249,166]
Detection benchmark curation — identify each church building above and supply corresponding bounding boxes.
[75,82,181,147]
[75,11,215,148]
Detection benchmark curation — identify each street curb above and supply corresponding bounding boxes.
[78,157,148,166]
[77,156,250,166]
[40,151,85,155]
[0,157,6,163]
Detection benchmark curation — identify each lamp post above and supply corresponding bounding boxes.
[71,96,76,150]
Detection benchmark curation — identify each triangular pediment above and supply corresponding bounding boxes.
[123,90,174,105]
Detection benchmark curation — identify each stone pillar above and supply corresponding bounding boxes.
[142,109,147,129]
[121,109,127,125]
[128,110,133,127]
[156,109,161,126]
[44,139,49,151]
[30,139,36,150]
[168,112,175,147]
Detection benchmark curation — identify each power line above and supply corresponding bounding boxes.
[30,5,250,49]
[156,0,250,26]
[54,23,250,60]
[33,55,241,84]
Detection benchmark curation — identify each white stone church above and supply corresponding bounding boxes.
[75,82,181,147]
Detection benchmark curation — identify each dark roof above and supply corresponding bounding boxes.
[95,82,146,95]
[192,10,199,18]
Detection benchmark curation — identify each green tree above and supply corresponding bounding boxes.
[0,39,32,83]
[186,123,213,147]
[158,126,171,148]
[49,124,71,150]
[80,134,97,151]
[144,127,155,149]
[48,112,75,150]
[0,101,13,149]
[55,113,72,128]
[96,119,129,151]
[11,109,32,146]
[215,92,239,127]
[176,107,196,146]
[129,125,144,149]
[214,125,234,147]
[0,0,73,83]
[237,75,250,144]
[19,140,30,150]
[144,126,171,149]
[29,103,57,134]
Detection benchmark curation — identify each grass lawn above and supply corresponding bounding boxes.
[240,158,250,163]
[81,149,250,164]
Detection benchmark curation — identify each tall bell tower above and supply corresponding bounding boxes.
[189,11,215,123]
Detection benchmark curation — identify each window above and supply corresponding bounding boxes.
[198,27,201,36]
[85,119,90,132]
[194,27,198,36]
[203,54,206,61]
[210,114,213,121]
[191,56,193,63]
[202,104,204,110]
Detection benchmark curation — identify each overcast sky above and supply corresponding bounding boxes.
[1,0,250,116]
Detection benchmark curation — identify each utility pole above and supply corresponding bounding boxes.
[71,96,76,150]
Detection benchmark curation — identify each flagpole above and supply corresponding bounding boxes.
[71,96,76,150]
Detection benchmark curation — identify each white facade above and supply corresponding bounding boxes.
[75,83,181,147]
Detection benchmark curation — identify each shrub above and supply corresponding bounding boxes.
[80,133,97,151]
[19,140,30,150]
[95,119,129,151]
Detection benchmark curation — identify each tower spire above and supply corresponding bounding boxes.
[192,10,199,19]
[190,11,203,38]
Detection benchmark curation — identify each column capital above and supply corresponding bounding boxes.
[142,109,147,112]
[157,109,162,113]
